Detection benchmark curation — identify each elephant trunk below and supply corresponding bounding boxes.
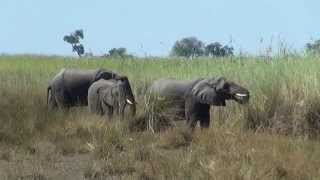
[129,103,136,117]
[47,86,51,106]
[120,76,136,117]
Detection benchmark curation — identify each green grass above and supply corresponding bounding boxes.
[0,55,320,179]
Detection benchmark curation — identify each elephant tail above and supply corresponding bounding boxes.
[47,86,51,105]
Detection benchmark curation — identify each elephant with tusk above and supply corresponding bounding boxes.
[88,76,136,119]
[148,76,250,129]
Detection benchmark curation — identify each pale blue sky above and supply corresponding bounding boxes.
[1,0,320,56]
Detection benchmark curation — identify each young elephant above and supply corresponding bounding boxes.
[88,76,136,119]
[148,77,250,129]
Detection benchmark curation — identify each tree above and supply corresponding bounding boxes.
[171,37,205,58]
[306,40,320,55]
[222,45,234,56]
[106,47,133,58]
[63,29,85,57]
[205,42,222,56]
[205,42,234,57]
[108,48,126,57]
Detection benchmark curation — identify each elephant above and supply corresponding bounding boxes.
[148,77,250,129]
[47,68,121,110]
[88,76,136,119]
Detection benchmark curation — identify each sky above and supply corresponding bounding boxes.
[1,0,320,57]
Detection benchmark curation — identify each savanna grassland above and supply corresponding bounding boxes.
[0,55,320,180]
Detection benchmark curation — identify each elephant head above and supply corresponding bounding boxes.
[190,77,250,106]
[94,69,121,81]
[99,76,136,118]
[116,76,136,116]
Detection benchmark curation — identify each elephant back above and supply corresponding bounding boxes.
[63,69,98,84]
[149,79,195,99]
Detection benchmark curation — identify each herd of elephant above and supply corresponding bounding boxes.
[47,68,250,129]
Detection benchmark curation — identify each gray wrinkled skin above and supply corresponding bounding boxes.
[148,77,250,129]
[47,68,120,110]
[88,78,136,119]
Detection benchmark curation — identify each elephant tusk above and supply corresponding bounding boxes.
[235,93,248,97]
[126,99,134,105]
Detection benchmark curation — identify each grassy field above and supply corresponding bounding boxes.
[0,55,320,179]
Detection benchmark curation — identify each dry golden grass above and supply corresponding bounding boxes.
[0,55,319,179]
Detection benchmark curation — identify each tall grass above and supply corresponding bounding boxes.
[0,55,320,179]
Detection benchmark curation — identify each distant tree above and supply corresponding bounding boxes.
[306,40,320,55]
[205,42,222,56]
[205,42,233,57]
[84,52,94,58]
[106,47,133,58]
[108,48,126,57]
[222,45,234,56]
[171,37,205,58]
[63,29,85,57]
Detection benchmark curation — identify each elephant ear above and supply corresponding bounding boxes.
[191,79,226,106]
[98,86,116,106]
[212,77,228,93]
[95,69,119,81]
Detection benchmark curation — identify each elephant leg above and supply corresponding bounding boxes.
[185,97,211,129]
[186,117,198,129]
[199,114,210,129]
[102,102,113,119]
[185,98,198,129]
[129,104,136,117]
[119,103,127,120]
[106,106,114,119]
[47,90,58,110]
[54,90,70,110]
[49,97,58,110]
[199,106,211,129]
[97,101,104,115]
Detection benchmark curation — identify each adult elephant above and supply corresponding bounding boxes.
[148,77,250,129]
[88,76,136,119]
[47,68,121,110]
